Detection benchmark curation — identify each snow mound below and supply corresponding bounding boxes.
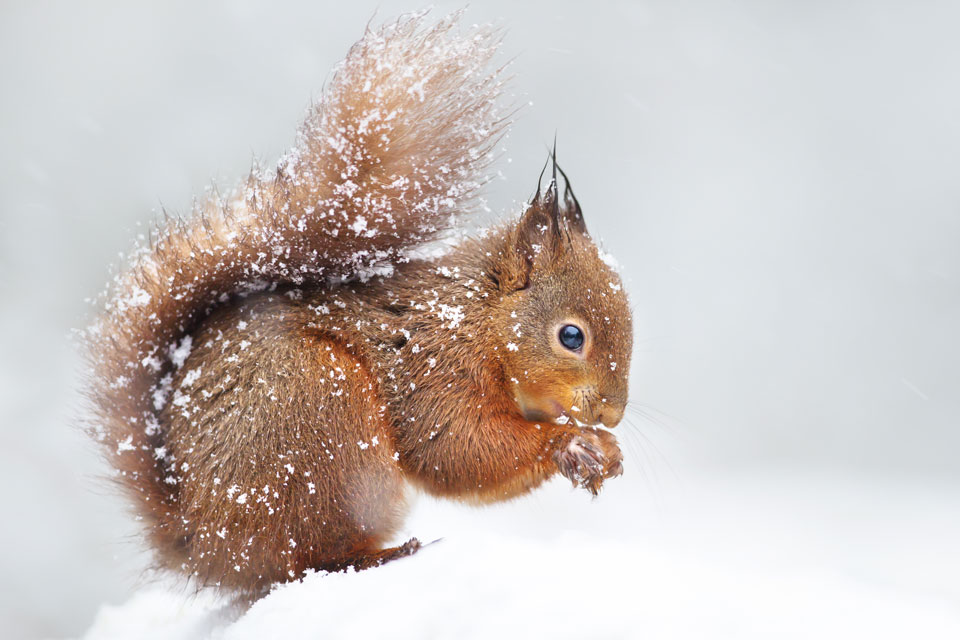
[84,528,960,640]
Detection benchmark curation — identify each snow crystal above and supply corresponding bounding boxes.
[168,335,193,369]
[152,374,173,411]
[142,354,162,372]
[171,390,190,408]
[436,304,465,329]
[354,261,395,283]
[349,216,369,236]
[120,286,151,310]
[181,367,202,387]
[116,435,135,454]
[597,247,620,270]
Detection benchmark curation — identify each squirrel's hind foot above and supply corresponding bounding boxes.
[326,537,423,573]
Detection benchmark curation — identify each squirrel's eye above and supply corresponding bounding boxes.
[558,324,585,351]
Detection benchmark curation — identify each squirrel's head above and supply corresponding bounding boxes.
[490,162,633,429]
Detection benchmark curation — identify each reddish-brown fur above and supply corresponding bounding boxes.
[84,13,632,593]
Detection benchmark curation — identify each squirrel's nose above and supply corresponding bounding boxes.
[598,401,625,428]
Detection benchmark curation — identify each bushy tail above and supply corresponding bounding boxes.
[83,12,508,551]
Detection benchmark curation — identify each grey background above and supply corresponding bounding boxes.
[1,1,958,637]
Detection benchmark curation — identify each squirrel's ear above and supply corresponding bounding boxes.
[491,154,589,292]
[493,179,565,292]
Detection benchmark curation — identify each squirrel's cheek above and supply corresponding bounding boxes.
[514,386,565,423]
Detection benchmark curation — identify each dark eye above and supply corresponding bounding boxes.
[558,324,585,351]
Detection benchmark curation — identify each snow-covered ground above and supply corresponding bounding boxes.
[82,467,960,639]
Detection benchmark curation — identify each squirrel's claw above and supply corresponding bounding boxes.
[605,459,624,479]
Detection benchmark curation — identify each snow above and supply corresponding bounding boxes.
[597,248,620,271]
[169,336,194,369]
[435,304,465,329]
[81,469,960,640]
[182,368,202,387]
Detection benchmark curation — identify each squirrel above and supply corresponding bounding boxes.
[84,13,632,594]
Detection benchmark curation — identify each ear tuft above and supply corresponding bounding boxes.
[555,162,587,236]
[492,149,589,292]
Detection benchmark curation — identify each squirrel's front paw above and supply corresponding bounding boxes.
[590,427,624,481]
[553,429,623,496]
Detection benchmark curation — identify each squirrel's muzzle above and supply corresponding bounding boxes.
[597,401,625,429]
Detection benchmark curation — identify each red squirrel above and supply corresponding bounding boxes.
[85,13,633,593]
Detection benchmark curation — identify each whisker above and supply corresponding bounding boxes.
[619,416,660,482]
[619,413,683,487]
[627,400,680,422]
[617,416,677,512]
[623,403,688,441]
